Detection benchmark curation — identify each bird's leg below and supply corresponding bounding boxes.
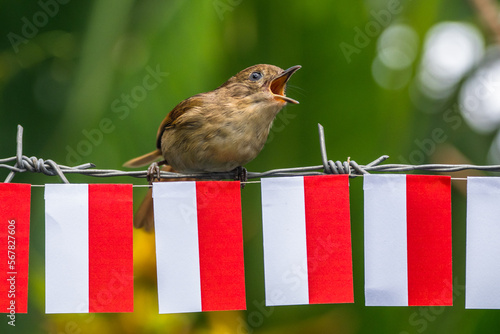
[234,166,247,189]
[147,160,167,184]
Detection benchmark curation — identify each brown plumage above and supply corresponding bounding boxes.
[124,64,301,231]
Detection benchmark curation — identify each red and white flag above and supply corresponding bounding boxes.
[261,175,353,306]
[0,183,31,314]
[363,174,452,306]
[45,184,134,314]
[466,177,500,309]
[152,181,246,313]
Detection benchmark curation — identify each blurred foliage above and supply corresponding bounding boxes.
[1,0,500,333]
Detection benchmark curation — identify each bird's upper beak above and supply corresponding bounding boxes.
[270,65,301,104]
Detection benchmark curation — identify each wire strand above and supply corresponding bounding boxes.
[2,125,499,185]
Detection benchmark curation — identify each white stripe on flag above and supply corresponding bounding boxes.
[45,184,89,313]
[364,174,409,306]
[261,177,309,306]
[466,177,500,309]
[153,182,202,313]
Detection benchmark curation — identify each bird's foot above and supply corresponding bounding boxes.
[234,166,247,189]
[147,162,160,184]
[146,160,166,184]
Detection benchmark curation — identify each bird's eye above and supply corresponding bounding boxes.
[249,71,263,81]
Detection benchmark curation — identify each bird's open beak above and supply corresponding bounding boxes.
[270,65,301,104]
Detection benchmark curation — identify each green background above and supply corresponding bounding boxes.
[1,0,499,333]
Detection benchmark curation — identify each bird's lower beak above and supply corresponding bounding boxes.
[270,65,301,104]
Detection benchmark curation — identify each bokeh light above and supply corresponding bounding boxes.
[378,23,419,70]
[459,47,500,134]
[372,23,418,90]
[416,22,484,101]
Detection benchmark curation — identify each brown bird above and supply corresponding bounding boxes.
[124,64,301,231]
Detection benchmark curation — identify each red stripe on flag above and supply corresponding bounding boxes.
[88,184,134,312]
[0,184,30,314]
[196,181,246,311]
[304,175,354,304]
[406,175,452,306]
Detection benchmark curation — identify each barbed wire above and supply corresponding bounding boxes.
[1,124,500,185]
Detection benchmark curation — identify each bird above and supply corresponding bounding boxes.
[124,64,301,231]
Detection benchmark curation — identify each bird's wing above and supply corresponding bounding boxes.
[156,94,205,149]
[123,94,207,167]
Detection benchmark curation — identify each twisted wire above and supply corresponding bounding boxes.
[2,125,500,185]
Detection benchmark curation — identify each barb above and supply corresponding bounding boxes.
[1,124,500,185]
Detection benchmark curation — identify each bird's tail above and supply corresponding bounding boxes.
[134,187,155,232]
[123,149,162,168]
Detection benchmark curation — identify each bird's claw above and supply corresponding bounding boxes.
[147,162,161,184]
[235,166,247,189]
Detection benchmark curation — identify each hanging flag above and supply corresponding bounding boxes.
[466,177,500,309]
[45,184,133,314]
[261,175,353,306]
[153,181,246,314]
[364,174,452,306]
[0,183,31,315]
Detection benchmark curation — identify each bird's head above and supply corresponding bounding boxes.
[220,64,301,105]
